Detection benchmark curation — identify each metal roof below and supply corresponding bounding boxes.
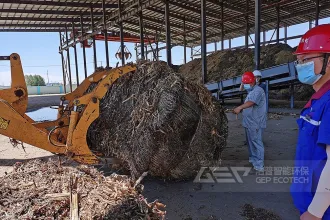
[0,0,329,48]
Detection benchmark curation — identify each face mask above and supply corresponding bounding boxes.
[244,84,252,91]
[295,61,322,85]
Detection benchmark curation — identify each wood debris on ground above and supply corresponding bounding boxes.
[268,113,283,120]
[268,112,299,120]
[0,159,166,220]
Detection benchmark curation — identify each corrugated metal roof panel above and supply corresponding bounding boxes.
[0,0,329,46]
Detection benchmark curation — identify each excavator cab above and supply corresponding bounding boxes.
[0,53,136,164]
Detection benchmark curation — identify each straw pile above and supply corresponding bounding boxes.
[179,43,313,101]
[178,43,296,83]
[0,159,166,219]
[87,61,228,180]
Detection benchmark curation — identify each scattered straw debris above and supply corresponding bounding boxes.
[268,113,283,120]
[0,159,166,220]
[241,204,282,220]
[268,112,299,120]
[224,108,234,113]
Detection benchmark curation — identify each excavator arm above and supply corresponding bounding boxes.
[0,53,136,164]
[0,54,28,116]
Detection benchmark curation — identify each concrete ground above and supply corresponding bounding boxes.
[1,95,302,220]
[142,112,301,220]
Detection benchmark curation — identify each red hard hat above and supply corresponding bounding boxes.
[294,24,330,55]
[242,71,255,84]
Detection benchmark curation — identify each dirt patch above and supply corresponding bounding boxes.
[241,204,282,220]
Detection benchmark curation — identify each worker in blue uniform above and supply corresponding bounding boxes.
[290,24,330,220]
[253,70,267,93]
[234,71,267,172]
[239,70,267,147]
[239,70,266,93]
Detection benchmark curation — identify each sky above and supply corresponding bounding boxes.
[0,17,329,86]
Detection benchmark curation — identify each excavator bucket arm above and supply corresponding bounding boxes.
[0,54,28,116]
[0,53,136,165]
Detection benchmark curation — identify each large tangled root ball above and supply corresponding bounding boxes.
[87,61,228,180]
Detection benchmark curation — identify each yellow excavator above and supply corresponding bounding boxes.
[0,53,136,164]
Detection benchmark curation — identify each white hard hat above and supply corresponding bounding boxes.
[253,70,262,77]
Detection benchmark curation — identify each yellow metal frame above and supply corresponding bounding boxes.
[0,54,28,116]
[0,53,136,164]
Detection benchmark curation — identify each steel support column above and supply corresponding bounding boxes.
[91,7,97,70]
[221,2,224,51]
[145,46,148,60]
[309,21,313,29]
[191,47,194,60]
[315,0,320,26]
[263,30,266,46]
[276,5,280,44]
[118,0,125,66]
[72,20,79,86]
[245,23,249,48]
[290,84,294,109]
[102,0,110,68]
[214,42,217,51]
[65,25,73,92]
[245,0,249,49]
[219,81,224,104]
[156,43,159,61]
[266,80,269,113]
[254,0,261,70]
[135,43,138,62]
[139,12,145,60]
[183,17,187,64]
[284,25,288,44]
[155,30,159,61]
[80,15,87,78]
[201,0,207,83]
[59,32,67,94]
[229,39,231,49]
[165,0,172,66]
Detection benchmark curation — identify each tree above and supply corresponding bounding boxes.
[25,75,46,86]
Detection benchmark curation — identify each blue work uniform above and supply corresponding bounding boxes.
[291,80,330,219]
[258,82,267,93]
[242,85,267,170]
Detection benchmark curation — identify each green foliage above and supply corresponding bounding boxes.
[25,75,46,86]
